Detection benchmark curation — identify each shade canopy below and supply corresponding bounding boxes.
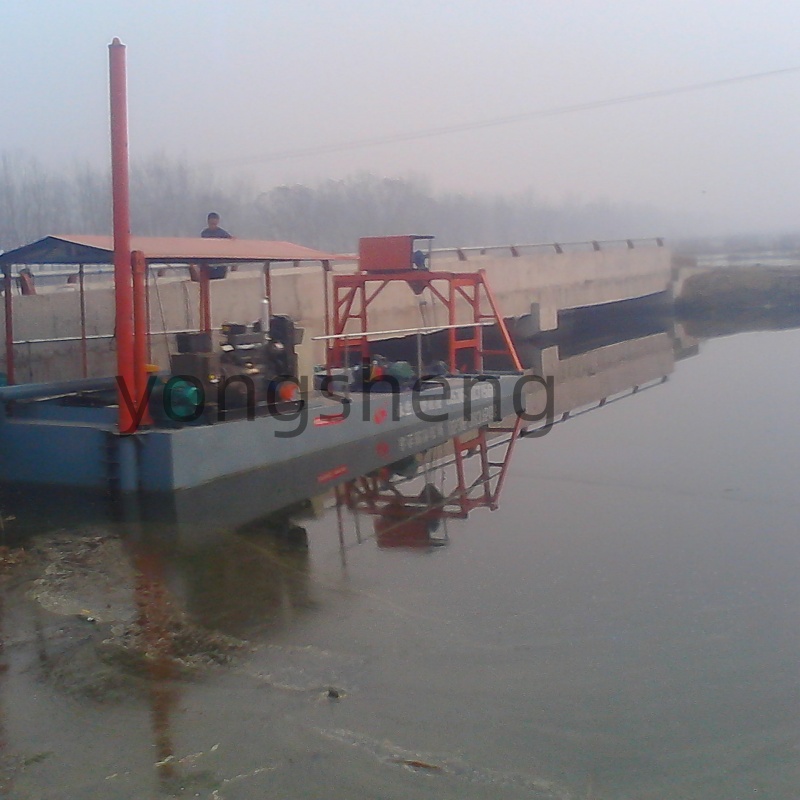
[0,234,342,269]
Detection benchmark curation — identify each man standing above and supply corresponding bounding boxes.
[201,212,232,239]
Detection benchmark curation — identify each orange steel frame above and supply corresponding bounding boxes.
[327,269,523,373]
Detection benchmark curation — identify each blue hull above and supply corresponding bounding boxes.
[0,375,524,493]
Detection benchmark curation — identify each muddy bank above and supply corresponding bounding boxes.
[677,265,800,311]
[677,265,800,337]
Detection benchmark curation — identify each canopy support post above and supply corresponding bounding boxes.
[144,260,152,362]
[79,263,88,378]
[263,260,272,303]
[132,250,152,427]
[199,264,211,333]
[3,267,13,386]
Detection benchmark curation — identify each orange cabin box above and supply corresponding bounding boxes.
[358,235,432,273]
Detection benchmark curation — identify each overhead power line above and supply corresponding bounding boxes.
[220,65,800,168]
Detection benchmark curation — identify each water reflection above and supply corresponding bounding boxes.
[177,525,313,636]
[338,417,524,553]
[7,308,788,798]
[130,542,180,792]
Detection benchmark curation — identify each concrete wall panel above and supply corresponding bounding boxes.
[1,244,673,382]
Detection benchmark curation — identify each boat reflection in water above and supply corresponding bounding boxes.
[337,416,524,552]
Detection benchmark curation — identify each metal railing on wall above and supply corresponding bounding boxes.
[3,237,667,290]
[433,237,665,262]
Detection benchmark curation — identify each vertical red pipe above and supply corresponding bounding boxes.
[132,250,152,426]
[109,37,135,433]
[3,269,13,385]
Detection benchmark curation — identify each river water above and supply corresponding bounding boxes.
[0,322,799,798]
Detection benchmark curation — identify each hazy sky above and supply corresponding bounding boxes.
[3,1,800,234]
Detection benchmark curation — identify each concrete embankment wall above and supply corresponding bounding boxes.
[431,243,672,332]
[0,241,673,383]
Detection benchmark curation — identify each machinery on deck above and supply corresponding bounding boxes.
[152,312,303,424]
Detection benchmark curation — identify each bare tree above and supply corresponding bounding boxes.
[0,150,688,255]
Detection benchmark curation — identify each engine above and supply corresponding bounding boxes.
[152,315,301,424]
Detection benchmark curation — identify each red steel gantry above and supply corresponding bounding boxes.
[327,235,523,374]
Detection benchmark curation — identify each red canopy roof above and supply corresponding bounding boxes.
[0,234,344,268]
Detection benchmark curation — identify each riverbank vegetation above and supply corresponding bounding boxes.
[677,265,800,337]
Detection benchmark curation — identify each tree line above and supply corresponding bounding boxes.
[0,151,682,254]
